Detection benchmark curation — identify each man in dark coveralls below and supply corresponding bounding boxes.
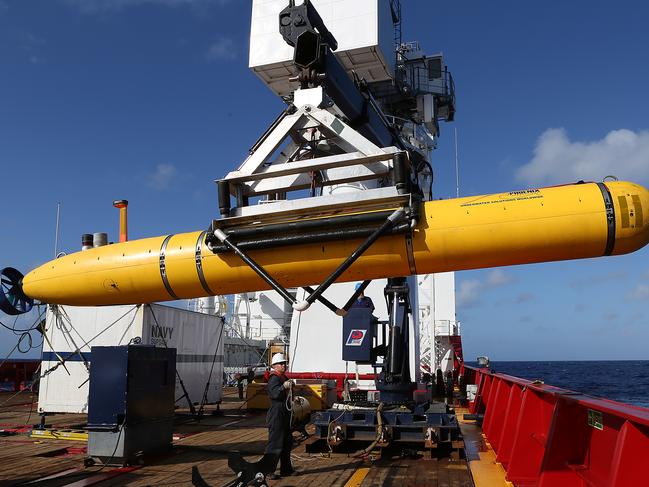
[265,353,296,479]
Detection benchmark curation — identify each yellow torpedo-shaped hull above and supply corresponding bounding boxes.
[22,181,649,306]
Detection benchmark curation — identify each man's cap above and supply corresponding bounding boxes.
[355,283,363,291]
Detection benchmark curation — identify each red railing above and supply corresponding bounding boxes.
[462,365,649,487]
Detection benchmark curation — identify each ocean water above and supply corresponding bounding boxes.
[476,361,649,409]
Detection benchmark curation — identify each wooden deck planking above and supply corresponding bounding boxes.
[0,390,479,486]
[0,455,81,484]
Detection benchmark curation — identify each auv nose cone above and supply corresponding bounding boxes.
[607,181,649,255]
[22,260,63,304]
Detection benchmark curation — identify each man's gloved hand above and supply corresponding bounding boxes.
[282,379,294,390]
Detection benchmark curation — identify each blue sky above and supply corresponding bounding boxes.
[1,0,648,361]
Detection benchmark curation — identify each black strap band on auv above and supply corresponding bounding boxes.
[596,182,616,256]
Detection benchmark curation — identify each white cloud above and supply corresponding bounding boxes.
[487,269,513,286]
[457,270,514,308]
[569,271,627,288]
[148,163,177,190]
[206,37,236,62]
[627,284,649,301]
[62,0,231,14]
[457,279,482,308]
[516,128,649,187]
[515,293,534,304]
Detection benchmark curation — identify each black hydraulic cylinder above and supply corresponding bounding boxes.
[222,210,394,240]
[393,152,409,195]
[210,222,410,253]
[387,325,403,376]
[217,180,231,218]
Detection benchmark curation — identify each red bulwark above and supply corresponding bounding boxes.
[463,365,649,486]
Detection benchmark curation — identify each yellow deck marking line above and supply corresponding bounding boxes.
[344,467,370,487]
[30,429,88,442]
[456,407,512,487]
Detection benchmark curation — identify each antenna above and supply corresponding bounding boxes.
[54,202,61,258]
[454,127,460,198]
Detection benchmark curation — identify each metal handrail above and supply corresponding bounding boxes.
[433,319,461,336]
[404,64,454,99]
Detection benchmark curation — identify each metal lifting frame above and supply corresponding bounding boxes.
[217,95,403,218]
[204,84,421,313]
[207,0,424,314]
[210,207,406,312]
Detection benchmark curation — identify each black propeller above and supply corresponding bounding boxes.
[0,267,33,316]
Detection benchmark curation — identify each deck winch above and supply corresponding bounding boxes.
[302,277,461,453]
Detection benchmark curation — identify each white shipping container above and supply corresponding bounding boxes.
[38,303,224,414]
